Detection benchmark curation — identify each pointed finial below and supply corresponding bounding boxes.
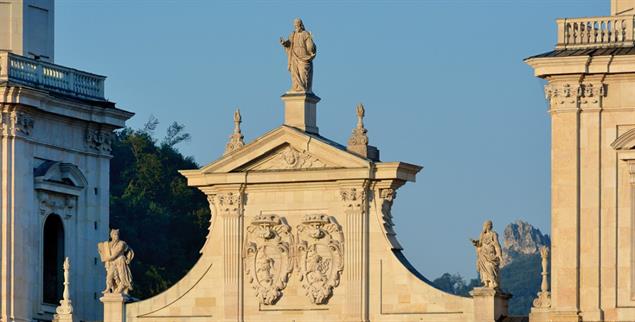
[356,103,365,129]
[233,108,242,134]
[224,107,246,155]
[347,103,369,158]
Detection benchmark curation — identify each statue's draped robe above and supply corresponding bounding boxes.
[108,240,134,293]
[285,30,316,92]
[475,231,502,288]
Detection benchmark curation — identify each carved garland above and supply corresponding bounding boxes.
[244,214,294,305]
[296,214,344,305]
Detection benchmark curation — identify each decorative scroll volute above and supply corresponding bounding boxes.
[296,214,344,304]
[244,214,294,305]
[378,188,402,250]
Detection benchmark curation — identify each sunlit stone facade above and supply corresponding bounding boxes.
[526,1,635,321]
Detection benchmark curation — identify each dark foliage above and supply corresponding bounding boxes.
[432,273,480,296]
[433,252,548,316]
[109,119,210,299]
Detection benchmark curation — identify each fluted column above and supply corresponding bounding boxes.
[340,185,369,322]
[209,189,245,322]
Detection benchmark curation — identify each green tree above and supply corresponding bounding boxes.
[109,118,210,299]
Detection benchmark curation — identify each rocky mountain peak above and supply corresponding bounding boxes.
[501,220,550,267]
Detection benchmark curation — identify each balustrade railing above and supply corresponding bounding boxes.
[0,52,106,100]
[556,15,635,50]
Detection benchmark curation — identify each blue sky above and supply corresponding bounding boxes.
[55,0,607,279]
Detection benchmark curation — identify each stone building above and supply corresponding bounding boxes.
[99,18,513,322]
[0,0,133,321]
[526,0,635,321]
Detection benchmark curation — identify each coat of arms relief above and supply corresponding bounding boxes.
[244,214,344,306]
[296,214,344,305]
[244,214,294,305]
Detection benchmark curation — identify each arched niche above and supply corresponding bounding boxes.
[42,214,65,305]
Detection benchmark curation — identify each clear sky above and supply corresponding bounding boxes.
[55,0,607,279]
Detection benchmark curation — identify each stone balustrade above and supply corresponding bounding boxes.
[0,52,106,100]
[556,15,635,49]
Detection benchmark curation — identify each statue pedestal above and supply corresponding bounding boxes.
[281,92,320,134]
[529,307,551,322]
[470,287,511,322]
[100,293,131,322]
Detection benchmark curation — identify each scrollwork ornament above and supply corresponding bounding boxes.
[296,214,344,304]
[244,214,294,305]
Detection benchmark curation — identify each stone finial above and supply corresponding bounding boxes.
[532,246,551,308]
[347,103,369,158]
[53,257,75,322]
[224,108,246,155]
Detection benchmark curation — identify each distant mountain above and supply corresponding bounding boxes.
[502,220,551,267]
[432,220,550,316]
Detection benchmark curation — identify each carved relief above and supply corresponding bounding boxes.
[1,111,34,137]
[86,129,113,153]
[340,187,366,211]
[378,188,402,250]
[209,192,242,216]
[544,82,606,110]
[544,83,581,109]
[244,214,294,305]
[37,191,76,219]
[296,214,344,304]
[580,83,606,109]
[249,146,327,170]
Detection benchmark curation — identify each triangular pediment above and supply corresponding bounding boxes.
[198,126,370,174]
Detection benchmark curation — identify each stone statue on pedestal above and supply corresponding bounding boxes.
[280,18,317,93]
[471,220,503,289]
[98,229,134,295]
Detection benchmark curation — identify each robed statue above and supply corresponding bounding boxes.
[98,229,134,295]
[470,220,503,289]
[280,18,316,93]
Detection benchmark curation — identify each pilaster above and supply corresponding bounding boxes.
[340,184,369,322]
[578,78,605,321]
[208,188,245,322]
[545,79,582,320]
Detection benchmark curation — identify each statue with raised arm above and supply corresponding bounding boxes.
[470,220,503,289]
[98,229,134,295]
[280,18,317,93]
